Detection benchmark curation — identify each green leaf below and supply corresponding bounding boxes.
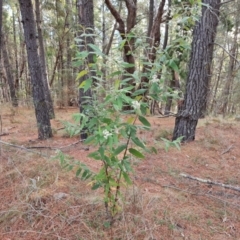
[138,115,151,127]
[129,148,144,159]
[114,144,127,155]
[122,172,132,185]
[88,151,101,160]
[84,135,95,144]
[168,59,179,72]
[76,69,88,80]
[151,146,157,154]
[92,182,102,190]
[81,169,91,180]
[83,79,93,92]
[132,89,147,97]
[76,168,82,176]
[131,136,145,149]
[88,43,104,56]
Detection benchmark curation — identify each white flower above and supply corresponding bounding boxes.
[132,100,141,110]
[103,129,112,139]
[114,126,120,134]
[151,74,159,83]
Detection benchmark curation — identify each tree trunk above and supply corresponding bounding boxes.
[173,0,221,142]
[221,11,239,117]
[19,0,52,139]
[12,13,19,95]
[35,0,55,118]
[77,0,94,140]
[210,48,225,114]
[0,0,3,101]
[2,33,18,107]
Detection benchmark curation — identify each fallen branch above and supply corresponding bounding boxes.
[0,132,10,137]
[221,145,234,155]
[27,140,88,150]
[0,140,48,157]
[180,173,240,192]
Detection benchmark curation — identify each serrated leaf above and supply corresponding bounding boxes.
[114,144,127,155]
[138,115,151,127]
[129,148,144,159]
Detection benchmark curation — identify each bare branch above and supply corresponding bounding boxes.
[105,0,125,34]
[180,173,240,192]
[214,42,240,64]
[220,0,235,6]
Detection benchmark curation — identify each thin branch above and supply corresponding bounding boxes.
[0,140,48,157]
[0,132,9,136]
[214,42,240,64]
[180,173,240,192]
[221,145,234,155]
[105,0,125,35]
[220,0,235,6]
[27,140,87,150]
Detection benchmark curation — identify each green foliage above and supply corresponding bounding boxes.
[58,29,183,223]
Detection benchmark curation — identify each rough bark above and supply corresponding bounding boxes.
[35,0,55,118]
[147,0,154,40]
[172,0,221,142]
[0,0,3,102]
[2,33,18,107]
[19,0,52,139]
[77,0,94,140]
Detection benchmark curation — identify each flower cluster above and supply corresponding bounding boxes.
[151,74,159,83]
[103,129,112,139]
[132,100,141,110]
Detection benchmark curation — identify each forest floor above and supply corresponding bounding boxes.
[0,106,240,240]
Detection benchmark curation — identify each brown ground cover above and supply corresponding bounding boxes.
[0,106,240,240]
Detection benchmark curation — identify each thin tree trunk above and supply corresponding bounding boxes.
[35,0,55,118]
[221,12,239,117]
[2,33,18,107]
[0,0,3,97]
[173,0,221,142]
[19,0,52,139]
[77,0,94,140]
[12,13,19,95]
[65,0,74,106]
[210,49,225,114]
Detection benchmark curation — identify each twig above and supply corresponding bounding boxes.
[221,145,234,155]
[0,132,9,136]
[214,42,240,64]
[163,184,240,209]
[27,140,86,150]
[155,113,177,118]
[0,140,48,157]
[180,173,240,192]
